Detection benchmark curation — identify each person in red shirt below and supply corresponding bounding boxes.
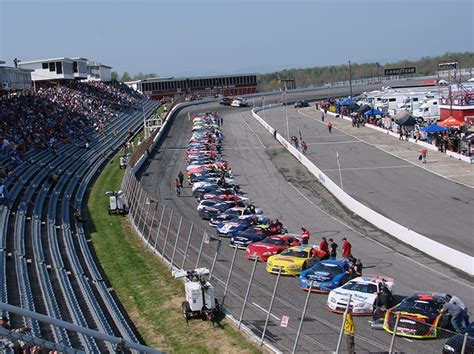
[327,121,333,133]
[300,227,310,244]
[341,237,352,260]
[319,237,329,259]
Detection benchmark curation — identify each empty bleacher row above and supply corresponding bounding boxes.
[0,99,159,351]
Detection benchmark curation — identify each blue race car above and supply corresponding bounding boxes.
[297,259,350,293]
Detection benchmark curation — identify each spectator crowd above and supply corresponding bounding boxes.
[0,81,145,165]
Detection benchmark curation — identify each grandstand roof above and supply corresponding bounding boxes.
[19,57,75,64]
[126,73,258,85]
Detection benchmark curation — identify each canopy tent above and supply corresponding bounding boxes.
[357,104,371,114]
[439,116,465,127]
[395,110,417,126]
[346,102,360,111]
[338,98,354,106]
[364,108,384,116]
[421,124,448,133]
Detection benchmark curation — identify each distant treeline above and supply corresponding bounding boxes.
[257,51,474,91]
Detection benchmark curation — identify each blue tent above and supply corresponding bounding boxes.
[364,109,384,116]
[338,98,354,106]
[421,124,448,133]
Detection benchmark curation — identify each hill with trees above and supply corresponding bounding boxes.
[256,51,474,91]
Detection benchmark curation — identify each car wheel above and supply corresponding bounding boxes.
[302,262,307,270]
[182,301,191,323]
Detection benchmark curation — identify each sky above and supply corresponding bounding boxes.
[1,0,473,77]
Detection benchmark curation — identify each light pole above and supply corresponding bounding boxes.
[348,60,353,98]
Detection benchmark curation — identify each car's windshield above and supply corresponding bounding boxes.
[397,297,441,314]
[342,281,377,294]
[281,249,308,258]
[262,238,285,246]
[309,263,343,277]
[225,209,241,216]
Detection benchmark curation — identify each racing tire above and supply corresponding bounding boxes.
[182,301,191,324]
[107,207,111,215]
[302,262,307,271]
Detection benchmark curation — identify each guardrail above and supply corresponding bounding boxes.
[251,106,474,276]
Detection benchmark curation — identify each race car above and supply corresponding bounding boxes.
[216,216,269,237]
[326,275,395,315]
[297,260,350,293]
[209,207,258,227]
[383,292,450,339]
[266,245,326,275]
[244,235,301,261]
[200,193,249,206]
[197,200,236,220]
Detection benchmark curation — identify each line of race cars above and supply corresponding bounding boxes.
[184,112,472,346]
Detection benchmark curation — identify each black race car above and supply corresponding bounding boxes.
[294,100,310,108]
[230,224,287,249]
[383,292,451,339]
[443,323,474,354]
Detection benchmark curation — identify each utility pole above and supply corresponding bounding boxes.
[348,60,353,98]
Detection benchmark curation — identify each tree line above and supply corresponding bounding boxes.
[257,51,474,91]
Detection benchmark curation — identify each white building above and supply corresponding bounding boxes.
[18,57,75,81]
[0,61,33,93]
[17,57,112,82]
[87,61,112,82]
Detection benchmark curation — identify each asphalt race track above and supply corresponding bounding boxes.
[137,100,473,353]
[261,105,474,256]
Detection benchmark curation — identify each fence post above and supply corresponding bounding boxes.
[238,257,258,329]
[161,209,174,261]
[195,230,206,268]
[389,312,401,354]
[292,280,314,353]
[140,201,151,234]
[181,223,193,269]
[145,206,158,244]
[461,332,469,354]
[153,205,166,251]
[170,216,183,269]
[221,245,238,308]
[209,238,221,280]
[335,294,352,354]
[131,187,143,222]
[260,267,282,346]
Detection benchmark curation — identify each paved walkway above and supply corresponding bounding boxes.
[299,107,474,188]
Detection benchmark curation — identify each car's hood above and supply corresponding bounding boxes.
[248,243,280,252]
[330,288,376,304]
[304,271,333,282]
[269,255,303,265]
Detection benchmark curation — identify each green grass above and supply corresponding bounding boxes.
[86,154,262,354]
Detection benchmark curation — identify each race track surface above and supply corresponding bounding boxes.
[138,102,473,353]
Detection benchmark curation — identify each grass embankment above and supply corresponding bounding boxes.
[87,153,261,353]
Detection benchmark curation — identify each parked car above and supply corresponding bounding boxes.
[231,98,249,107]
[219,97,233,106]
[443,323,474,354]
[294,100,310,108]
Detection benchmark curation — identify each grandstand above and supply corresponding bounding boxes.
[0,81,160,351]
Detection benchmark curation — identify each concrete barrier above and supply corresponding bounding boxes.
[252,106,473,276]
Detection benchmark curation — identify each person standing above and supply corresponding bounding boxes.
[447,294,470,329]
[300,227,310,244]
[344,308,356,354]
[421,148,427,164]
[440,300,465,333]
[174,179,181,197]
[301,140,307,154]
[341,237,352,260]
[328,238,338,259]
[319,237,329,259]
[321,112,325,122]
[178,171,184,187]
[328,121,333,133]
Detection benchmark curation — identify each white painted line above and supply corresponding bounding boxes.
[322,165,413,173]
[404,338,413,343]
[287,181,474,290]
[252,302,281,321]
[240,114,266,149]
[297,110,474,189]
[307,140,361,145]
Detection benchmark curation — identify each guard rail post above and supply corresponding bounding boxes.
[389,312,401,353]
[292,280,314,353]
[181,222,193,269]
[145,206,158,244]
[209,238,221,280]
[195,230,206,268]
[221,244,238,308]
[153,205,166,252]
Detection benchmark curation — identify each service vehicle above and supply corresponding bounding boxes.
[231,97,250,107]
[327,275,394,315]
[298,260,351,293]
[294,100,310,108]
[105,190,128,215]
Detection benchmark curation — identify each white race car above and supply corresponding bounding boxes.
[327,275,394,316]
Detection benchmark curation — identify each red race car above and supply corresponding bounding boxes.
[244,235,301,262]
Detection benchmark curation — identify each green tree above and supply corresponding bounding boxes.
[111,71,119,81]
[121,72,132,82]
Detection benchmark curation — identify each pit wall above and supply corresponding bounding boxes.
[252,106,473,276]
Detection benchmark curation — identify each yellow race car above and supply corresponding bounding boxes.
[266,245,322,275]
